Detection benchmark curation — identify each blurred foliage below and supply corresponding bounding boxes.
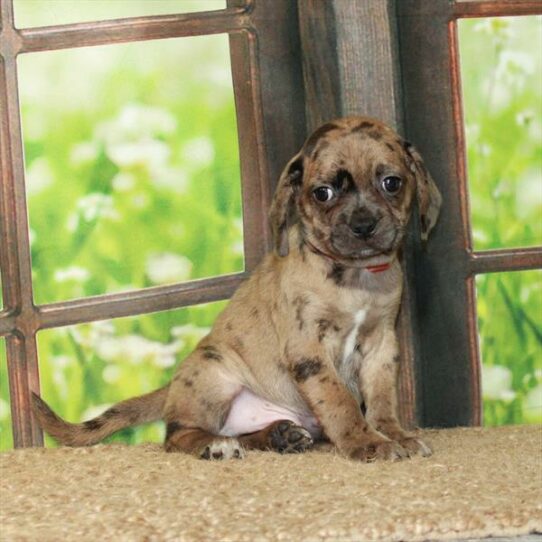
[459,17,542,426]
[18,34,243,305]
[0,340,12,449]
[477,272,542,426]
[0,13,541,450]
[14,0,225,27]
[459,17,542,250]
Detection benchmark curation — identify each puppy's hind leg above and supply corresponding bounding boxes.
[163,344,245,460]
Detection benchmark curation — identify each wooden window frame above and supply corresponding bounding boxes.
[397,0,542,427]
[1,0,541,448]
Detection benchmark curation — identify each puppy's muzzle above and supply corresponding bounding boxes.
[348,211,381,240]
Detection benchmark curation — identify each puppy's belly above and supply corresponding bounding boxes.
[219,388,321,439]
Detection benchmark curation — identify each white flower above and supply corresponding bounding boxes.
[54,266,90,283]
[67,193,118,231]
[51,355,71,369]
[95,334,182,368]
[465,123,480,142]
[231,217,245,256]
[95,104,178,170]
[70,141,98,165]
[515,173,542,220]
[232,240,245,256]
[82,404,112,422]
[106,138,170,169]
[497,51,535,78]
[492,181,512,200]
[482,365,516,402]
[52,368,67,394]
[28,228,36,247]
[199,66,235,93]
[171,324,210,343]
[145,252,192,285]
[89,321,115,341]
[182,136,215,168]
[96,103,176,140]
[478,143,492,157]
[26,157,53,196]
[112,172,136,192]
[102,365,121,384]
[68,321,115,349]
[150,165,188,193]
[80,193,117,222]
[522,384,542,424]
[472,228,489,245]
[112,103,177,139]
[0,398,9,421]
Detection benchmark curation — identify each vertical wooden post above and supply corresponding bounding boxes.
[297,0,418,427]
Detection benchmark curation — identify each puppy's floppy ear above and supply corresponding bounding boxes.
[404,142,442,242]
[269,152,304,257]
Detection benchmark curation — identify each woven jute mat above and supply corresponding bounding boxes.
[1,425,541,541]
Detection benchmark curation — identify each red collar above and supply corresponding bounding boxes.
[365,263,391,273]
[304,240,392,273]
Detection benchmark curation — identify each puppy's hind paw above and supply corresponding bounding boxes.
[199,438,246,460]
[268,420,314,454]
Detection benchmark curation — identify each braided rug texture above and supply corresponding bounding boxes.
[1,425,541,541]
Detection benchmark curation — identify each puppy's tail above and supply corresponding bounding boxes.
[31,385,169,447]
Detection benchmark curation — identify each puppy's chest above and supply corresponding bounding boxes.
[311,298,381,366]
[333,307,375,382]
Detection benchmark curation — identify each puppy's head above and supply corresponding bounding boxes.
[269,117,442,265]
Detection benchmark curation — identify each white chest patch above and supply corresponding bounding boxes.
[342,309,367,364]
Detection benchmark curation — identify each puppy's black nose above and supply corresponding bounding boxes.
[349,215,378,239]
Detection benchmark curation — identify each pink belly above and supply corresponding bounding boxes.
[219,388,321,439]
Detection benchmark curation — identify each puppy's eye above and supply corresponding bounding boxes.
[381,176,402,195]
[313,186,335,202]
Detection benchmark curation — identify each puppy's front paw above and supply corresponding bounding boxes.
[268,420,314,454]
[398,437,433,457]
[199,438,246,460]
[349,440,408,462]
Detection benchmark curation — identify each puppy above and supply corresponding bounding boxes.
[32,116,441,461]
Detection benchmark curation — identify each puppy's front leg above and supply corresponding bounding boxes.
[288,354,407,461]
[358,328,432,457]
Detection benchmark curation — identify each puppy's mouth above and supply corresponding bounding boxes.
[319,223,401,266]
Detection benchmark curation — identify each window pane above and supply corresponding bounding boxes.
[459,16,542,250]
[0,338,13,450]
[18,35,243,305]
[476,270,542,426]
[37,301,227,448]
[14,0,226,28]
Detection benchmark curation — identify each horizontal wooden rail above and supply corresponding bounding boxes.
[453,1,542,18]
[0,7,252,54]
[401,1,542,19]
[0,273,247,337]
[468,247,542,275]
